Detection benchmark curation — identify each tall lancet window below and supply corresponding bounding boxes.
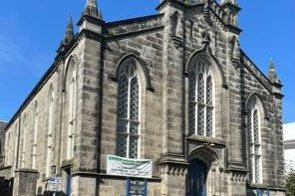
[116,60,140,159]
[247,97,263,184]
[46,87,54,177]
[32,102,39,169]
[189,60,214,137]
[21,113,27,167]
[66,63,77,160]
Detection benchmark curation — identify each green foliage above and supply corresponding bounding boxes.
[286,168,295,196]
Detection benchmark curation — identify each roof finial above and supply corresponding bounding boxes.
[221,0,237,5]
[83,0,102,19]
[57,17,75,53]
[63,17,74,45]
[268,58,281,84]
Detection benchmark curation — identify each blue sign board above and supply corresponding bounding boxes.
[126,178,147,196]
[256,189,270,196]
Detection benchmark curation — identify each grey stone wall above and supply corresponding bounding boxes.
[1,0,285,195]
[0,121,7,166]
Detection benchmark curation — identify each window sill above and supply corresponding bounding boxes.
[247,183,287,192]
[61,159,73,169]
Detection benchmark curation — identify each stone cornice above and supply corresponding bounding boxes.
[156,0,186,12]
[230,170,248,183]
[15,168,39,174]
[158,153,188,176]
[77,14,104,27]
[71,171,162,182]
[221,2,241,12]
[247,183,287,192]
[105,14,164,28]
[159,162,188,176]
[241,50,273,94]
[105,26,164,41]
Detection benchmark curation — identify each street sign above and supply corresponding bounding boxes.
[107,155,152,178]
[256,189,270,196]
[126,178,147,196]
[47,176,62,192]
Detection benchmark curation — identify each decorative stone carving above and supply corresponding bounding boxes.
[230,171,248,183]
[159,163,188,176]
[229,36,241,68]
[170,11,183,49]
[170,11,179,37]
[202,0,212,25]
[202,31,211,47]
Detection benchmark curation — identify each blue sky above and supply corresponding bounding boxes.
[0,0,294,123]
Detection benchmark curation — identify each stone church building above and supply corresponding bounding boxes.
[0,0,286,195]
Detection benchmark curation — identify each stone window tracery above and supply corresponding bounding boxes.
[65,58,77,160]
[247,97,263,184]
[67,74,76,160]
[32,102,38,169]
[21,113,27,167]
[189,60,214,137]
[116,61,140,159]
[46,87,54,177]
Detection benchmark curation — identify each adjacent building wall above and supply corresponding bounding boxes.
[284,122,295,171]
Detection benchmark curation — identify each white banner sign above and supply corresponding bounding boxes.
[107,155,152,178]
[47,176,62,192]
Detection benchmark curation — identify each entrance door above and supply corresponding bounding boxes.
[188,159,208,196]
[66,171,71,196]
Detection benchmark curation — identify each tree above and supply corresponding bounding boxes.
[285,162,295,196]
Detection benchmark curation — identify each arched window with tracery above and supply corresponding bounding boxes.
[189,60,214,137]
[46,86,54,176]
[21,113,27,167]
[116,59,141,159]
[32,101,38,169]
[65,59,77,160]
[247,96,263,184]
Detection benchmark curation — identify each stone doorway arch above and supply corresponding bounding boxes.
[187,145,221,196]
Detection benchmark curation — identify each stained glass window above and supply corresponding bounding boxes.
[189,60,214,137]
[117,62,140,159]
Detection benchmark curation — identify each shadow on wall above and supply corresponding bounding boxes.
[247,188,270,196]
[247,189,257,196]
[42,191,67,196]
[0,178,13,196]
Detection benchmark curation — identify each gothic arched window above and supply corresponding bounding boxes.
[189,60,214,137]
[32,101,38,169]
[21,113,27,167]
[65,59,77,160]
[46,86,54,177]
[116,60,140,159]
[247,96,263,184]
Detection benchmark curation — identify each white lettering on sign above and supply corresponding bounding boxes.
[107,155,152,178]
